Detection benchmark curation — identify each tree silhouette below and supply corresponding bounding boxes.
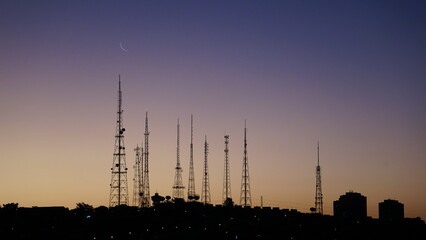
[75,202,93,211]
[2,203,18,210]
[74,202,94,218]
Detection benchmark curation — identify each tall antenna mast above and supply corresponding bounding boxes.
[201,135,211,204]
[141,112,151,207]
[109,75,129,207]
[138,146,144,207]
[187,115,197,200]
[173,119,185,200]
[240,120,252,206]
[223,134,232,206]
[314,141,323,214]
[132,145,143,206]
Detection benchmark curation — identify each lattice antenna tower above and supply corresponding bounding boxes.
[132,145,143,206]
[173,119,185,200]
[109,76,129,207]
[201,135,211,204]
[140,112,151,207]
[240,120,252,206]
[223,134,232,204]
[187,115,197,200]
[315,141,323,214]
[138,146,144,207]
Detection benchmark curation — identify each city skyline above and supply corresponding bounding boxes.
[0,1,425,220]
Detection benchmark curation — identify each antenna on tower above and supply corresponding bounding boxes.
[201,135,211,204]
[132,145,142,206]
[173,119,185,200]
[314,141,323,214]
[223,134,233,207]
[140,112,151,207]
[187,115,198,201]
[240,120,252,206]
[109,75,129,207]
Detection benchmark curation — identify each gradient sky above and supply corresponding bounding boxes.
[1,1,425,219]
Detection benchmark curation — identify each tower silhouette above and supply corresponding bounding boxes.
[172,119,185,200]
[109,76,129,207]
[201,135,211,204]
[315,142,323,214]
[132,145,143,207]
[223,134,233,206]
[187,115,198,200]
[140,112,151,207]
[240,121,251,206]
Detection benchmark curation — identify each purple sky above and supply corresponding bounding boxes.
[1,1,425,219]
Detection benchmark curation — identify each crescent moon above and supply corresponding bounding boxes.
[120,42,128,52]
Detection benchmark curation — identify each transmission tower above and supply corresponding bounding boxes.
[223,134,233,206]
[201,135,211,204]
[187,115,198,200]
[140,112,151,207]
[109,76,129,207]
[173,119,185,200]
[132,145,143,206]
[314,142,323,214]
[240,121,252,207]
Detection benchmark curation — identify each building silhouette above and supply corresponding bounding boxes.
[379,199,404,222]
[334,191,367,220]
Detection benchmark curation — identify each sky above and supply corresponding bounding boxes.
[1,0,425,219]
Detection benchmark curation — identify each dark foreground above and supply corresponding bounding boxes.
[1,202,425,240]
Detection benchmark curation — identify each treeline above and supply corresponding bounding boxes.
[0,202,425,240]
